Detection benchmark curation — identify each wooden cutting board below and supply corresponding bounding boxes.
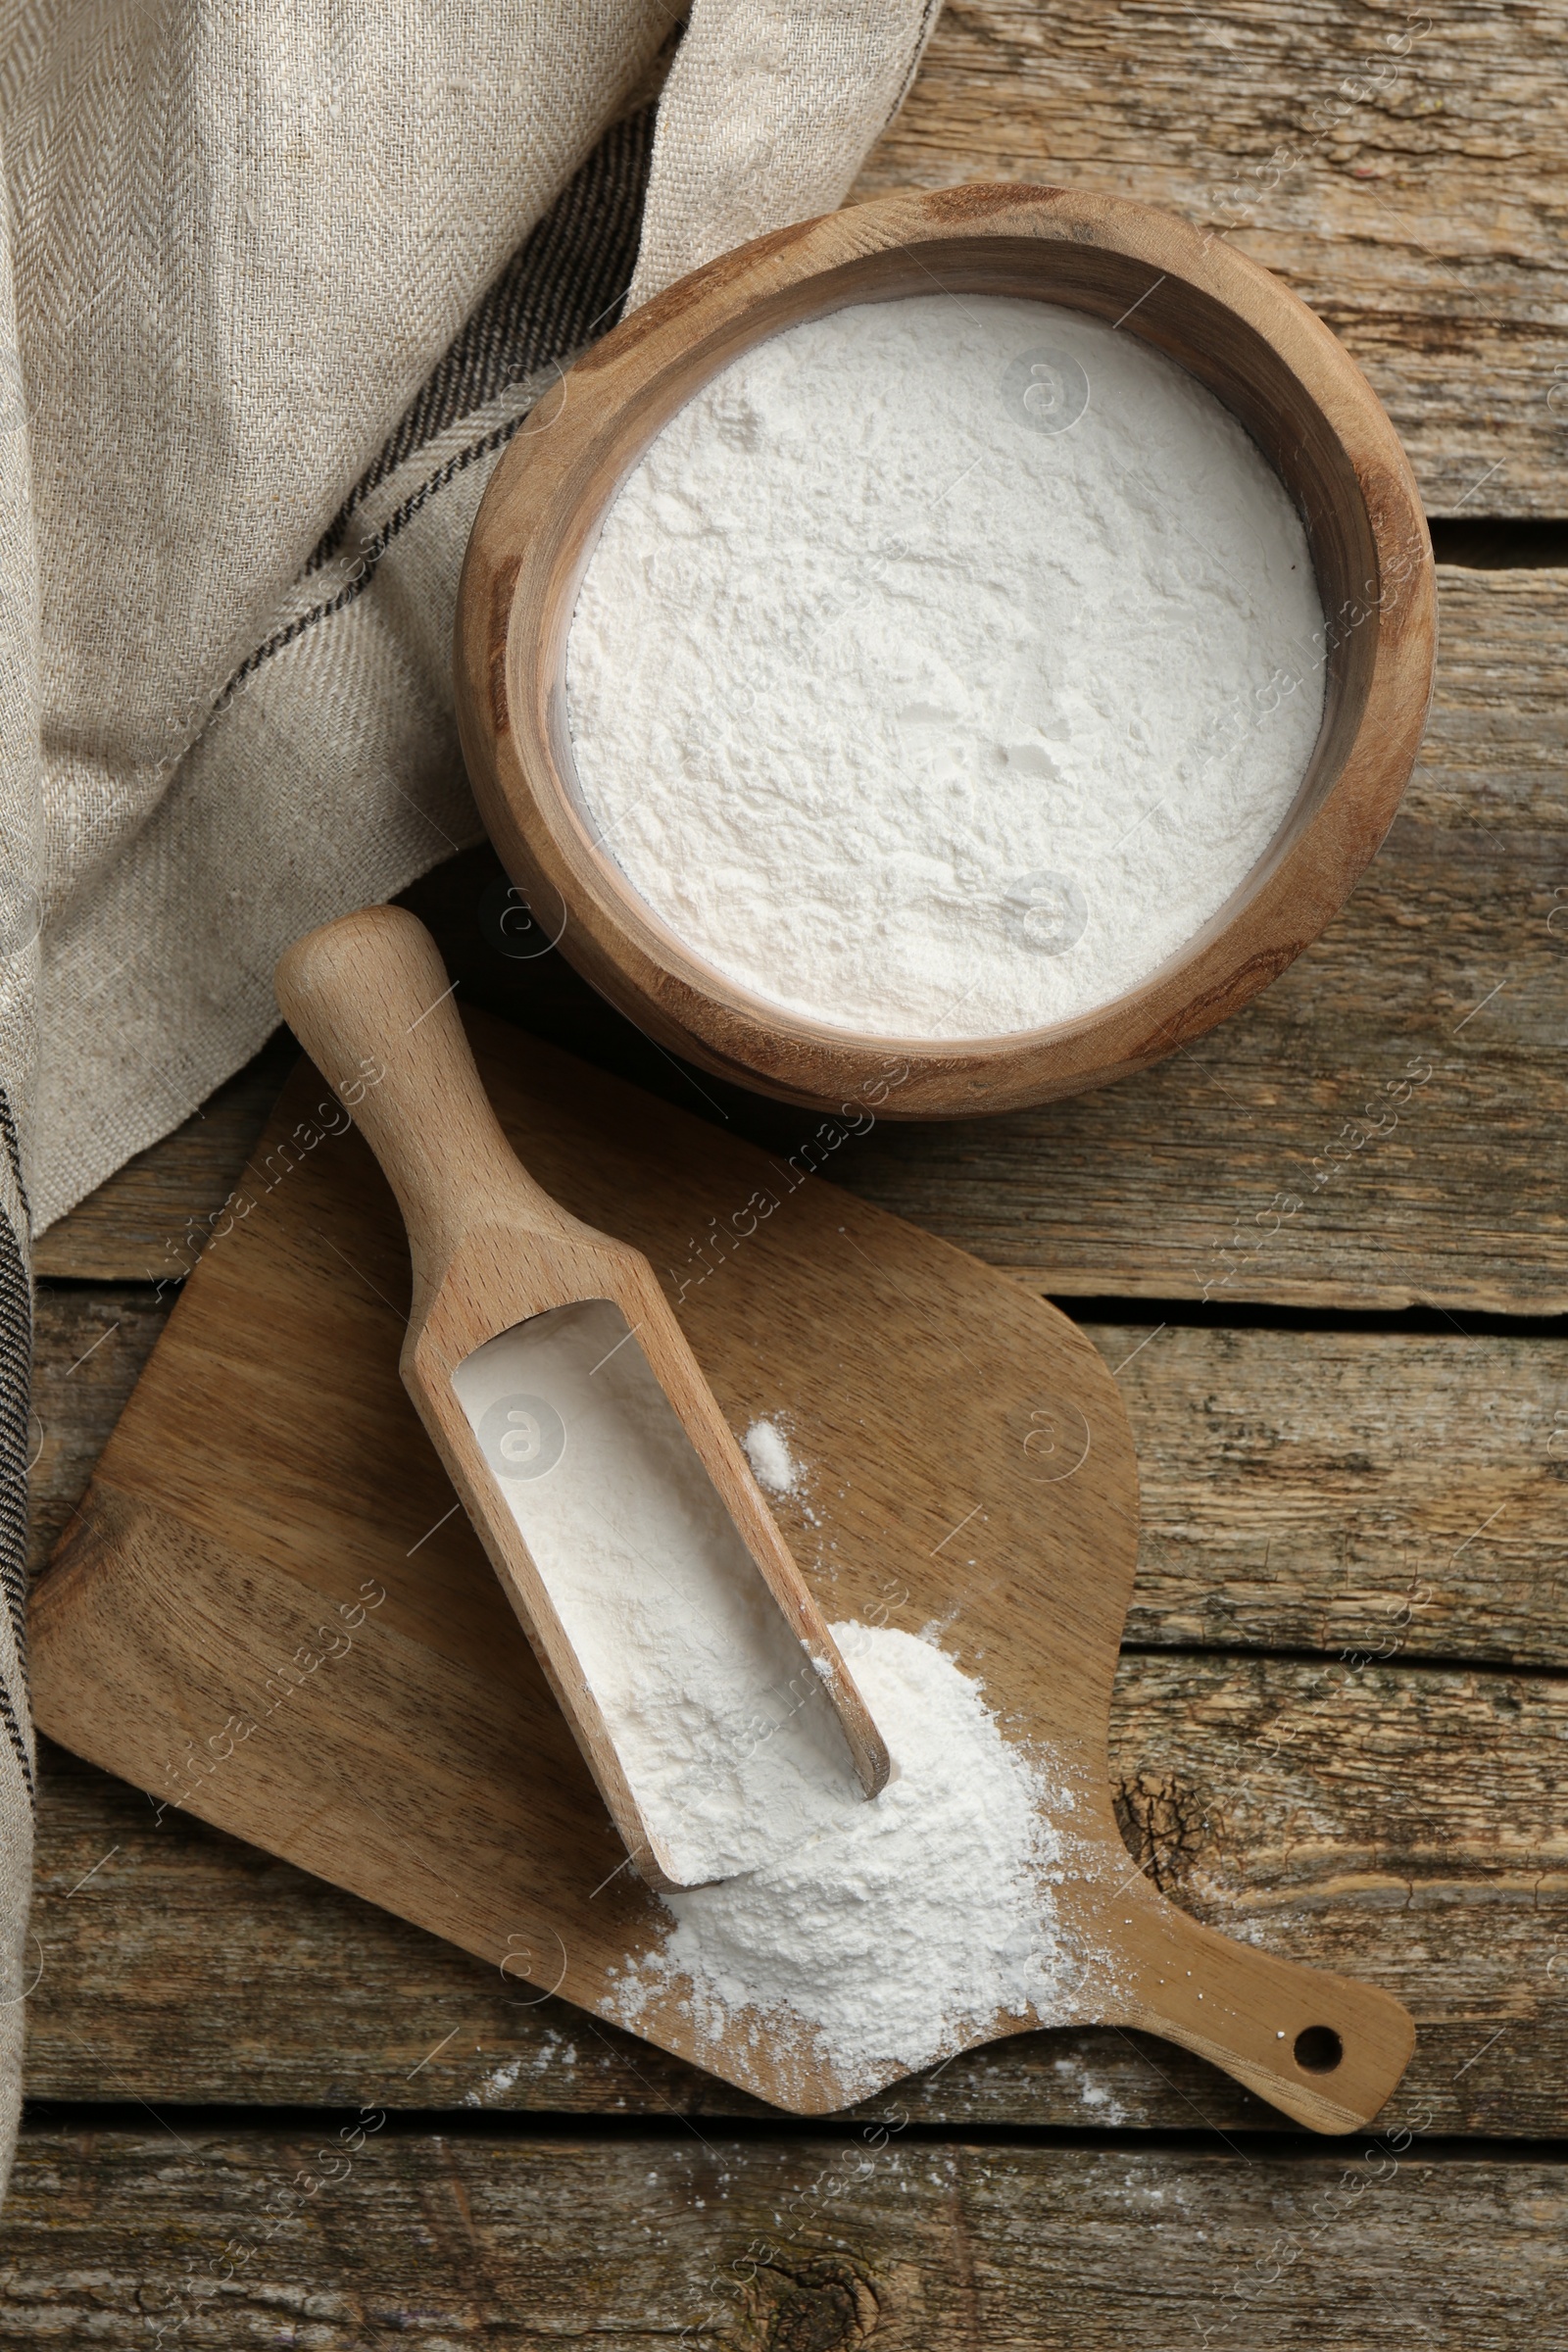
[29,1012,1413,2126]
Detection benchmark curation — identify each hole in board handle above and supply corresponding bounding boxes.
[1294,2025,1344,2074]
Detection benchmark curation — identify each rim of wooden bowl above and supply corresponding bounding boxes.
[455,183,1436,1121]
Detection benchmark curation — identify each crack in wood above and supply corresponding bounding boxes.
[1113,1770,1209,1894]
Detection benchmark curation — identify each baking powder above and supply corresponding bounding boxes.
[453,1300,861,1887]
[742,1415,799,1496]
[610,1619,1074,2100]
[455,1313,1080,2083]
[567,293,1326,1038]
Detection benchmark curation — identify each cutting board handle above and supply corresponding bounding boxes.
[275,906,580,1283]
[1095,1887,1416,2133]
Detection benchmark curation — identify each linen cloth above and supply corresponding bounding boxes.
[0,0,939,2189]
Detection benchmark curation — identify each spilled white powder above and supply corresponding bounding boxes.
[742,1416,799,1496]
[609,1621,1071,2099]
[453,1300,858,1887]
[463,2055,525,2107]
[567,293,1326,1039]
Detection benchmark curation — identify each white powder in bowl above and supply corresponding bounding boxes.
[566,293,1326,1040]
[609,1620,1073,2101]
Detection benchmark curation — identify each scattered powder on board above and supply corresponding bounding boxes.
[452,1300,858,1887]
[742,1416,799,1496]
[567,293,1326,1039]
[610,1621,1076,2100]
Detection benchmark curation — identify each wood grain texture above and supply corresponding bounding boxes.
[854,0,1568,518]
[27,1287,170,1574]
[1109,1322,1568,1665]
[26,1637,1566,2134]
[4,2125,1564,2348]
[30,1295,1568,1667]
[33,566,1567,1311]
[30,1021,1418,2129]
[459,178,1434,1121]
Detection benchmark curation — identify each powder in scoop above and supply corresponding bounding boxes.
[452,1300,858,1886]
[567,293,1326,1039]
[609,1620,1073,2101]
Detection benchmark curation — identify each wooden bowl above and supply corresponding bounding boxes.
[455,184,1435,1121]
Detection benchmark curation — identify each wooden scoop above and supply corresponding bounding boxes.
[273,905,890,1891]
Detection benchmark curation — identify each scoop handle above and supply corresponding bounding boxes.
[274,906,573,1282]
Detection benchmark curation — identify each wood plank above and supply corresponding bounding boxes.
[28,1294,1568,1666]
[1105,1321,1568,1667]
[26,1640,1568,2133]
[33,568,1568,1313]
[3,2124,1563,2346]
[27,1287,170,1575]
[855,0,1568,517]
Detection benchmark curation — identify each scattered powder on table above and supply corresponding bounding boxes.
[608,1620,1074,2101]
[566,293,1326,1039]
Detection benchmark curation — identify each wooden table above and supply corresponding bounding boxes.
[9,5,1568,2340]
